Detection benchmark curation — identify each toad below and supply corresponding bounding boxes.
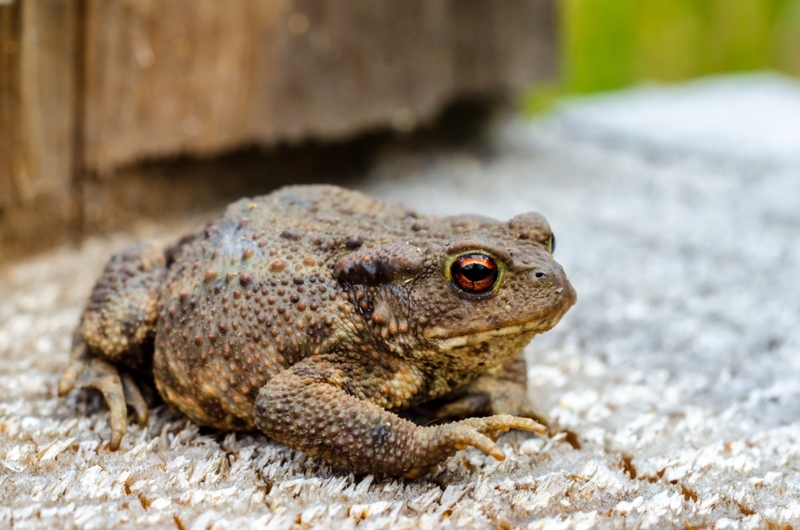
[59,185,576,477]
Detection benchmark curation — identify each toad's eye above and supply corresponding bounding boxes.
[547,234,556,255]
[450,254,499,293]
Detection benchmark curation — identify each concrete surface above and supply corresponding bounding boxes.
[2,74,800,528]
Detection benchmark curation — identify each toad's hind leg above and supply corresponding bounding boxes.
[59,241,169,450]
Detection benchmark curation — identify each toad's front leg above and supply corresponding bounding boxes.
[253,358,547,477]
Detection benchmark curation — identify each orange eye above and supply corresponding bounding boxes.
[450,254,499,293]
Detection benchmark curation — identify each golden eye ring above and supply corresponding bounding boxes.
[547,234,556,255]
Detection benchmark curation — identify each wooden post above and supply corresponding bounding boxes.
[0,0,78,254]
[1,0,556,258]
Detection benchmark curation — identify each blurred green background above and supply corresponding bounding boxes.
[527,0,800,109]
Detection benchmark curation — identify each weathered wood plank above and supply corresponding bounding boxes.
[17,0,76,202]
[0,5,19,208]
[81,0,556,173]
[0,0,77,253]
[3,0,556,257]
[453,0,556,92]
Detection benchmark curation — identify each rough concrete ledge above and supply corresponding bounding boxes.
[1,74,800,528]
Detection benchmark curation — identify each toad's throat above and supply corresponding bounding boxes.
[427,318,552,351]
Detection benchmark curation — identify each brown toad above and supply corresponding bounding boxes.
[59,185,576,477]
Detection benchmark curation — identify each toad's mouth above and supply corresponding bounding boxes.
[426,316,562,351]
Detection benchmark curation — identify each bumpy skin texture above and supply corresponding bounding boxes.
[60,185,576,477]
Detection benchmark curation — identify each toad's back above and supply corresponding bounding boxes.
[153,186,421,430]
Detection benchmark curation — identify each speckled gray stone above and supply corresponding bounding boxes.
[2,74,799,528]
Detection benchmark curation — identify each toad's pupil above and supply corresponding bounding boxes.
[460,262,491,281]
[451,254,498,293]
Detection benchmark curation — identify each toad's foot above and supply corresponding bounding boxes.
[403,415,548,478]
[58,340,148,450]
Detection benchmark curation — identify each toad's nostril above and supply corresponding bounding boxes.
[534,271,547,280]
